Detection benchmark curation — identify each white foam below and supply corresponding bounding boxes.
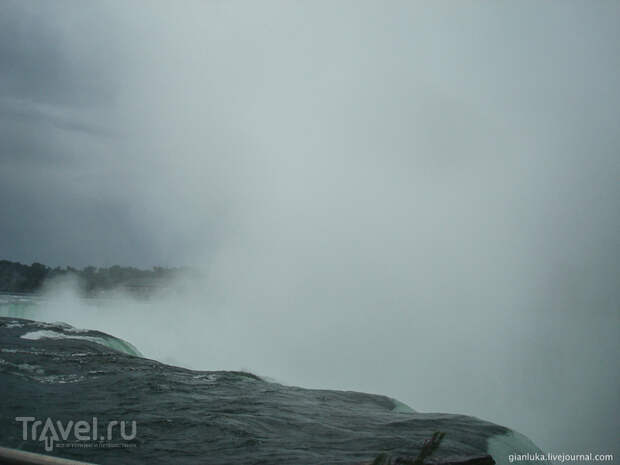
[51,321,88,333]
[21,330,97,342]
[5,321,24,328]
[17,363,45,374]
[20,330,142,357]
[20,330,117,352]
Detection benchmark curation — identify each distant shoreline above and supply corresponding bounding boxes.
[0,259,186,297]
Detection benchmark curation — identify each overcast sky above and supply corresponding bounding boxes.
[2,1,618,270]
[1,0,619,459]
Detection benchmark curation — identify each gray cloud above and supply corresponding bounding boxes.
[0,1,142,267]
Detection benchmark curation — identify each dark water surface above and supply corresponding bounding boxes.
[0,316,546,465]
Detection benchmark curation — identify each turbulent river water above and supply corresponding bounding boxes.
[0,295,548,465]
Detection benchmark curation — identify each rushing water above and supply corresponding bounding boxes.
[0,295,548,465]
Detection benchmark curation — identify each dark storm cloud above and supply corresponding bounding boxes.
[0,1,116,106]
[0,1,150,267]
[0,3,76,105]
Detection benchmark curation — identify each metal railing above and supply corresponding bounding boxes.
[0,447,96,465]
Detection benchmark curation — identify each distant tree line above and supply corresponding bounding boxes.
[0,259,184,296]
